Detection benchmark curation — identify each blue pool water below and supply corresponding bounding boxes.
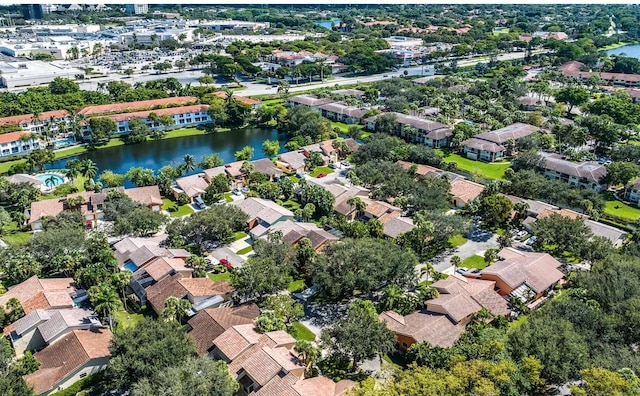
[35,173,65,186]
[54,138,75,148]
[123,261,139,272]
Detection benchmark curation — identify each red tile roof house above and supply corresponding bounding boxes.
[462,123,548,162]
[123,185,163,211]
[0,276,77,316]
[0,110,69,134]
[24,328,112,395]
[78,96,199,116]
[465,247,564,306]
[380,274,510,351]
[233,197,294,239]
[559,61,640,87]
[210,324,354,395]
[212,91,262,109]
[97,104,211,136]
[0,131,44,159]
[145,272,234,314]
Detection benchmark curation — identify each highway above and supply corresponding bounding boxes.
[7,49,546,95]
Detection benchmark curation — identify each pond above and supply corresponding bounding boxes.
[314,19,342,29]
[606,43,640,59]
[46,127,289,182]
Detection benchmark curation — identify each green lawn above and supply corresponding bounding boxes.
[603,195,640,222]
[448,234,468,247]
[437,150,510,180]
[262,99,284,107]
[279,199,301,210]
[2,211,32,246]
[231,231,248,241]
[162,197,194,217]
[309,166,334,177]
[331,121,363,134]
[236,246,253,255]
[461,255,488,270]
[113,310,144,330]
[288,279,306,293]
[289,321,316,341]
[208,271,232,282]
[223,192,233,202]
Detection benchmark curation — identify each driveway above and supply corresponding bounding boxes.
[208,247,246,268]
[430,224,499,275]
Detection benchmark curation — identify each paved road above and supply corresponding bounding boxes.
[428,224,500,276]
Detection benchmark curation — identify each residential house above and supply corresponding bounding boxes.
[26,197,66,231]
[145,272,234,314]
[129,256,194,304]
[379,310,464,351]
[382,216,415,239]
[0,276,77,315]
[7,308,100,358]
[123,185,163,211]
[0,131,43,159]
[625,88,640,103]
[267,220,339,251]
[317,102,366,124]
[364,112,453,148]
[233,198,294,239]
[186,303,260,356]
[286,95,333,110]
[450,179,485,208]
[559,61,640,87]
[518,96,542,111]
[465,247,564,305]
[361,197,402,223]
[113,235,190,271]
[23,328,112,395]
[174,173,210,201]
[538,152,608,192]
[324,183,371,219]
[210,324,354,395]
[462,123,546,162]
[100,104,211,136]
[251,158,282,180]
[333,88,365,97]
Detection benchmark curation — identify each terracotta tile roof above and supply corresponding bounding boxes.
[107,104,209,123]
[481,248,564,294]
[141,258,173,281]
[234,198,293,225]
[145,273,189,313]
[450,179,485,204]
[426,293,481,323]
[254,372,300,396]
[187,304,259,355]
[223,161,245,178]
[362,197,401,219]
[559,61,640,83]
[124,186,163,207]
[212,91,261,106]
[242,347,292,386]
[28,198,66,224]
[24,328,112,395]
[214,324,262,361]
[0,110,69,126]
[380,310,464,347]
[537,208,587,221]
[179,278,234,297]
[0,131,37,144]
[292,376,356,396]
[79,96,198,116]
[383,216,414,238]
[0,276,75,314]
[251,158,282,177]
[264,330,296,348]
[175,173,209,198]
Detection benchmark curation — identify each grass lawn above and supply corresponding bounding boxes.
[288,175,300,182]
[309,166,334,177]
[280,199,301,210]
[262,99,284,107]
[437,150,510,180]
[288,279,306,293]
[448,234,468,247]
[289,321,316,342]
[237,246,253,255]
[223,192,233,203]
[113,310,144,330]
[331,121,363,134]
[162,197,194,217]
[208,271,232,282]
[231,231,248,241]
[462,255,488,269]
[603,194,640,222]
[2,211,32,246]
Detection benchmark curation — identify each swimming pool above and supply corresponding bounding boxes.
[54,138,75,148]
[35,173,65,187]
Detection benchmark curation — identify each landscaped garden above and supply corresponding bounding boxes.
[162,197,194,217]
[437,150,510,180]
[603,193,640,222]
[461,255,488,270]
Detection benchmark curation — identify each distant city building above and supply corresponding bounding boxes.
[22,4,44,20]
[126,4,148,14]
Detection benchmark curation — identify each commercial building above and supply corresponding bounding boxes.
[126,4,149,14]
[0,60,84,88]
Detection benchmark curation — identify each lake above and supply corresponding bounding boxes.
[314,19,341,29]
[607,43,640,58]
[46,128,289,181]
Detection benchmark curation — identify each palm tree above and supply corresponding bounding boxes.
[88,284,122,330]
[64,167,80,184]
[161,297,191,322]
[294,340,320,373]
[183,154,196,173]
[381,284,404,311]
[111,271,131,310]
[81,159,98,179]
[451,255,462,272]
[346,196,366,219]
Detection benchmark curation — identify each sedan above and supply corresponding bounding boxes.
[316,173,327,178]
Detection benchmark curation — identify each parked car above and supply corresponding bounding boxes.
[515,230,528,240]
[316,173,327,178]
[219,258,233,269]
[232,189,242,196]
[328,163,337,169]
[526,236,538,246]
[341,161,351,167]
[194,196,206,210]
[455,267,469,275]
[241,186,250,193]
